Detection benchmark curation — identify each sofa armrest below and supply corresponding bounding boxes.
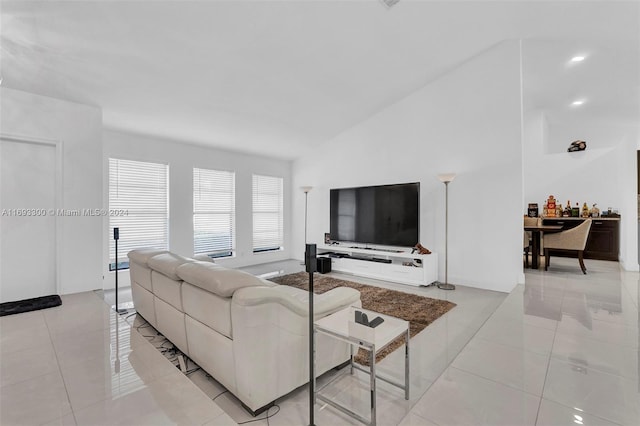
[232,285,360,318]
[128,248,168,266]
[176,262,274,298]
[231,284,361,411]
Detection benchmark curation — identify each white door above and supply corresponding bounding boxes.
[0,138,57,303]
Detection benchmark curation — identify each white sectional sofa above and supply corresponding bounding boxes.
[127,249,361,414]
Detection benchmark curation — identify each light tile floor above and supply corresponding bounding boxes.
[0,292,234,425]
[1,257,637,425]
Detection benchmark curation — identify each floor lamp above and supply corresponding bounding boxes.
[437,173,456,290]
[301,186,313,265]
[305,243,317,426]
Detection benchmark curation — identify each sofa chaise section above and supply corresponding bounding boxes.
[176,261,275,398]
[128,248,167,328]
[127,249,361,415]
[232,284,361,412]
[147,252,195,355]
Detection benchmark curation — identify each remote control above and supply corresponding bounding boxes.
[369,316,384,328]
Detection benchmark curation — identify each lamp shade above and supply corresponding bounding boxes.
[301,186,313,193]
[437,173,457,183]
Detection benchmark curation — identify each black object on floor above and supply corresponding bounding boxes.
[0,295,62,316]
[316,256,332,274]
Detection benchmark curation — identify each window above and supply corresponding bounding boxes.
[252,174,284,252]
[193,168,235,257]
[109,158,169,269]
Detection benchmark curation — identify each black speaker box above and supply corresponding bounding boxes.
[316,257,332,274]
[305,244,317,273]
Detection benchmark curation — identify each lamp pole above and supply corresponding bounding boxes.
[113,227,128,313]
[305,191,308,245]
[301,186,313,265]
[305,243,317,426]
[437,174,456,290]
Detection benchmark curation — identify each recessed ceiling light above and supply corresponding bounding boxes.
[571,55,586,62]
[571,100,585,106]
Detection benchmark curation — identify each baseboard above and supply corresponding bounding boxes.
[620,259,640,272]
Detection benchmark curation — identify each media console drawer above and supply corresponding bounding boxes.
[322,245,438,286]
[331,258,382,275]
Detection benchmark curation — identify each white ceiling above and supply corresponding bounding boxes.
[1,1,638,159]
[523,39,639,126]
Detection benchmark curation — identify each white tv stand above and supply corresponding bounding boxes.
[317,244,438,287]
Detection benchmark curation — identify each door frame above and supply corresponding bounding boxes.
[0,133,64,296]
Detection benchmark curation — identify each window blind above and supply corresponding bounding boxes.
[252,174,284,252]
[193,168,235,256]
[109,158,169,265]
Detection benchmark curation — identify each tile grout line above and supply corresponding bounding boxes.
[418,274,569,424]
[42,309,78,426]
[449,336,553,395]
[0,333,61,389]
[533,335,554,425]
[532,273,568,426]
[445,365,544,401]
[123,312,233,424]
[413,295,510,426]
[535,396,626,426]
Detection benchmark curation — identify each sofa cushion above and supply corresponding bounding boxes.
[130,282,157,327]
[233,285,360,317]
[185,316,236,393]
[154,296,189,355]
[182,282,232,338]
[176,262,272,298]
[148,252,194,281]
[130,262,154,292]
[152,270,183,310]
[128,248,168,266]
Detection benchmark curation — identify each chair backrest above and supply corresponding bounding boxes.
[571,219,593,249]
[524,216,540,227]
[545,219,592,251]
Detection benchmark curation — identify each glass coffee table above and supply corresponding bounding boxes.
[313,306,410,426]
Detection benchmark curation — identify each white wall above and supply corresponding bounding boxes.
[618,131,638,270]
[524,112,639,271]
[103,130,292,287]
[292,41,524,293]
[0,87,103,294]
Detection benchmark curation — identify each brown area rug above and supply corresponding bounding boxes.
[269,272,456,365]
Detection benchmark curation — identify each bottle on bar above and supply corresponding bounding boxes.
[572,202,580,217]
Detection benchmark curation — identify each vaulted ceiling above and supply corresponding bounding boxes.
[2,1,638,159]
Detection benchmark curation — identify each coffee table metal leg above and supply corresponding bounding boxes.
[405,328,410,400]
[370,347,376,426]
[350,342,354,375]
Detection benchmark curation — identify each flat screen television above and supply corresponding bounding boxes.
[329,182,419,247]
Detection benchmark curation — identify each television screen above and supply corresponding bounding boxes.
[329,182,419,247]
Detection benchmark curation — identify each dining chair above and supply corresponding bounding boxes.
[523,231,530,268]
[523,216,540,268]
[543,219,592,274]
